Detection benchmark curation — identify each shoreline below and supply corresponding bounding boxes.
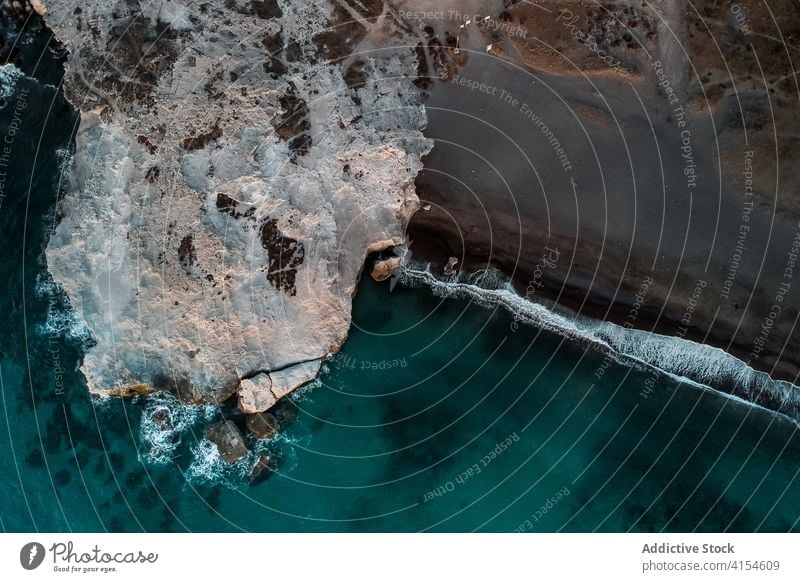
[406,228,800,388]
[398,264,800,426]
[405,0,800,413]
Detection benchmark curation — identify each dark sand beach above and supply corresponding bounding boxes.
[406,0,800,409]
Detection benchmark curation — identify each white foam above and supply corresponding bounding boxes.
[0,64,23,101]
[400,266,800,424]
[34,274,94,345]
[138,389,301,480]
[185,433,280,488]
[54,147,74,186]
[138,392,218,465]
[185,439,228,484]
[288,371,324,403]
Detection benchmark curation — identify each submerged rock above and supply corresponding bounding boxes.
[204,421,248,464]
[271,399,298,428]
[246,412,279,439]
[249,454,275,479]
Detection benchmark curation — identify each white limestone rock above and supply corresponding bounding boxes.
[42,0,432,406]
[268,360,322,401]
[238,374,276,414]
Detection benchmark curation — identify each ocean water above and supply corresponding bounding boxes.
[1,19,799,533]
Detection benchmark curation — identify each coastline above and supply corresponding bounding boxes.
[406,0,800,411]
[38,0,431,408]
[24,0,800,436]
[3,0,800,534]
[398,264,800,426]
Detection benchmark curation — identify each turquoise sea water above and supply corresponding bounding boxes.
[1,19,799,533]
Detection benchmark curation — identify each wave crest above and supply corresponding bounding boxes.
[400,266,800,424]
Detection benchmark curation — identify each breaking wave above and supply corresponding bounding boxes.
[0,63,23,102]
[400,264,800,425]
[34,273,94,346]
[137,392,304,483]
[54,147,74,190]
[138,392,218,465]
[185,433,293,488]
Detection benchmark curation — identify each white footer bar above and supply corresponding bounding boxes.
[1,534,797,581]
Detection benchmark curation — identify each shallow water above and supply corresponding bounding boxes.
[1,16,799,533]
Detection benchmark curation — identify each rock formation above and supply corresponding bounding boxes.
[238,359,320,413]
[41,0,431,407]
[443,257,459,277]
[245,412,279,439]
[204,420,248,464]
[249,454,275,478]
[40,0,800,425]
[370,256,401,282]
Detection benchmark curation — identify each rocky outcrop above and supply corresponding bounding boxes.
[5,0,47,20]
[268,360,321,400]
[371,257,401,282]
[238,374,276,415]
[246,412,279,439]
[238,359,320,413]
[204,421,248,464]
[443,257,459,277]
[42,0,432,407]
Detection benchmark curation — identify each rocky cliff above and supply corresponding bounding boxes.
[42,0,431,411]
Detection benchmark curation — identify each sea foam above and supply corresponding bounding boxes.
[400,264,800,424]
[0,64,23,101]
[138,392,218,465]
[185,432,281,488]
[34,273,94,346]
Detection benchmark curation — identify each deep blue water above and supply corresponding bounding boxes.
[1,16,799,533]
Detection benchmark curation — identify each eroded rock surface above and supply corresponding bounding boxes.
[238,359,320,413]
[238,374,276,414]
[43,0,431,406]
[204,420,248,464]
[246,412,279,439]
[370,256,401,281]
